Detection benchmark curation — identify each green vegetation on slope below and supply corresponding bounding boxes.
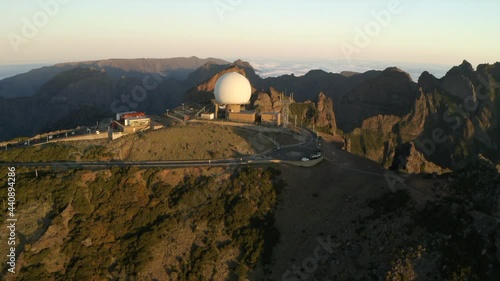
[0,166,284,280]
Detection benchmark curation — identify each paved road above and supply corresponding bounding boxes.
[2,126,100,148]
[0,158,283,169]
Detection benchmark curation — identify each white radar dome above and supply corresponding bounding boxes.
[214,72,251,104]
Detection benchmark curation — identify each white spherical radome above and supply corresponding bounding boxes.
[214,72,251,104]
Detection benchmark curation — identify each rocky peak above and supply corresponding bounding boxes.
[195,66,247,93]
[418,71,440,93]
[384,67,412,81]
[340,71,359,77]
[346,66,416,110]
[232,59,252,68]
[445,60,475,79]
[442,75,476,99]
[253,87,284,113]
[315,92,337,133]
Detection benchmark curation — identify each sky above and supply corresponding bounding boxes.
[0,0,499,70]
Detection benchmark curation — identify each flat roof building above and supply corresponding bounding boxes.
[228,111,256,124]
[261,112,281,126]
[124,116,150,127]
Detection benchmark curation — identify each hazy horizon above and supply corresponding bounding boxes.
[0,57,457,82]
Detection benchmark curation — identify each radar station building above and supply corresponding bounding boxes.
[214,72,256,124]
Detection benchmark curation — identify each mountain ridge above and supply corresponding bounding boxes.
[2,58,500,173]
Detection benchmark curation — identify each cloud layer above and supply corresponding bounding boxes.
[250,60,452,82]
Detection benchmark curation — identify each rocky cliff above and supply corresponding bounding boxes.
[288,92,337,134]
[253,87,283,113]
[346,60,500,173]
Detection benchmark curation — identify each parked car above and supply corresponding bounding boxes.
[310,152,322,159]
[301,157,310,162]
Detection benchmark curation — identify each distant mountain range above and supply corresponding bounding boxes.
[1,57,499,172]
[0,56,229,99]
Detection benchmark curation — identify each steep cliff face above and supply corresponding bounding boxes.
[348,115,400,166]
[335,67,418,132]
[315,92,337,132]
[346,60,500,173]
[288,92,337,134]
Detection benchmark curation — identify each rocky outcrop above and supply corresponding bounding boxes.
[361,114,401,135]
[253,87,284,113]
[346,60,500,173]
[315,92,337,131]
[399,142,451,174]
[442,74,477,100]
[347,115,400,166]
[417,71,440,93]
[288,93,337,134]
[253,91,274,112]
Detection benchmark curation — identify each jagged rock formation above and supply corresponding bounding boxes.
[315,92,337,132]
[346,60,500,173]
[253,91,274,112]
[253,87,284,113]
[253,89,337,133]
[289,92,337,134]
[348,115,400,166]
